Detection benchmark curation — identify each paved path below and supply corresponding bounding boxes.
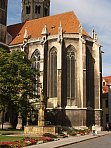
[24,131,111,148]
[60,133,111,148]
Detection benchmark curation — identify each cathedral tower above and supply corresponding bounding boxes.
[22,0,50,22]
[0,0,8,44]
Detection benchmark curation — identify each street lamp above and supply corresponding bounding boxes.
[38,83,45,127]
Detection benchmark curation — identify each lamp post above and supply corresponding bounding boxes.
[38,83,45,127]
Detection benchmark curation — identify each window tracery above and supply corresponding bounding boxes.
[49,47,57,98]
[66,46,76,102]
[31,50,40,98]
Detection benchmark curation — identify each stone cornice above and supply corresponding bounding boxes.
[9,33,94,48]
[9,44,22,48]
[46,107,102,111]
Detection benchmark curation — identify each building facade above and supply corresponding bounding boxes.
[0,0,102,129]
[0,0,8,47]
[102,76,111,129]
[7,10,102,128]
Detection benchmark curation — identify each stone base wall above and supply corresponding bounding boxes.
[0,122,13,129]
[64,109,87,127]
[86,109,95,127]
[46,108,102,128]
[95,110,102,126]
[24,126,58,135]
[46,108,87,127]
[64,109,102,128]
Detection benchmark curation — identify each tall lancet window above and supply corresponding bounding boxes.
[49,47,57,98]
[35,5,41,14]
[31,50,40,99]
[66,46,76,102]
[26,5,31,14]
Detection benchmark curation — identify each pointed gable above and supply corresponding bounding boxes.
[7,11,90,45]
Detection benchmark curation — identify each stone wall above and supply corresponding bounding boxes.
[24,126,58,135]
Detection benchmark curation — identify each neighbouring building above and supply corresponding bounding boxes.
[102,76,111,129]
[0,0,8,49]
[0,0,102,129]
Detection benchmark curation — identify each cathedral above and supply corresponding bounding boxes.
[0,0,102,128]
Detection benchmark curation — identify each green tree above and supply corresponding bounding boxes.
[0,48,37,129]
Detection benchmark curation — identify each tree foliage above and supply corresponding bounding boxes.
[0,48,37,116]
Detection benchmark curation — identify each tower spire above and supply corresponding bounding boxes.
[22,0,50,22]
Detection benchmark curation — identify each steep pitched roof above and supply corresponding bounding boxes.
[7,11,90,45]
[102,76,111,93]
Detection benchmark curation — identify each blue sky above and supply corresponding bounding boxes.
[8,0,111,76]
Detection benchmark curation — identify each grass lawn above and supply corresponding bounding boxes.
[0,135,24,142]
[0,129,23,135]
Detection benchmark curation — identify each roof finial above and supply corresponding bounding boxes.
[92,28,97,41]
[41,24,48,35]
[60,21,62,27]
[58,21,62,34]
[79,24,83,35]
[24,28,28,39]
[92,28,95,39]
[58,22,63,43]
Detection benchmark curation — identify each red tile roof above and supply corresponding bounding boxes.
[7,11,90,45]
[103,76,111,93]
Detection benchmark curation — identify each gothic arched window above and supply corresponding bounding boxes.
[26,5,31,14]
[66,46,76,101]
[35,5,37,14]
[49,47,57,98]
[38,6,41,14]
[45,7,48,16]
[31,50,40,98]
[35,5,41,14]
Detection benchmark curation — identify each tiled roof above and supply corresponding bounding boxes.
[7,11,90,45]
[102,76,111,93]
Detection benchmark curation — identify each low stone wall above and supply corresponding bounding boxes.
[0,122,13,129]
[24,126,58,135]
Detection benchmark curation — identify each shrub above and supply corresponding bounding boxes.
[0,142,18,148]
[43,133,57,138]
[24,138,37,145]
[0,144,11,148]
[41,136,53,142]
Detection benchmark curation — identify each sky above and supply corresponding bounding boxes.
[8,0,111,76]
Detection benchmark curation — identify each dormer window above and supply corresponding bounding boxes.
[26,6,31,14]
